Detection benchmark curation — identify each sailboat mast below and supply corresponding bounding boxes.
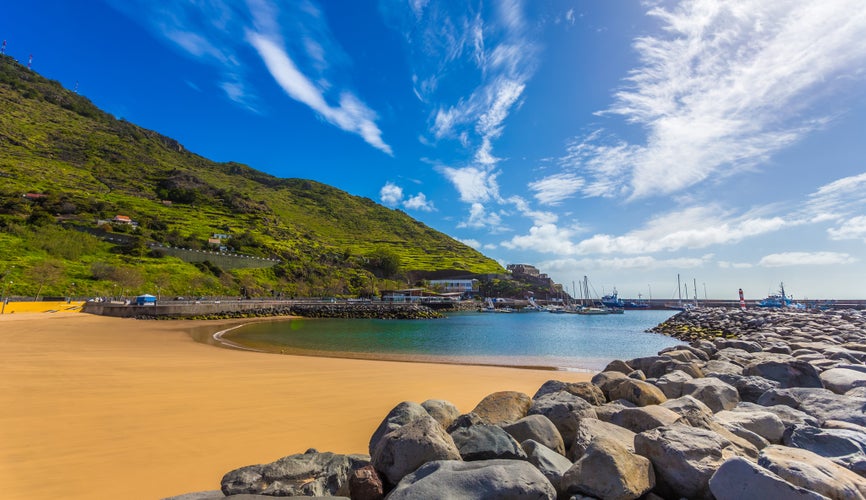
[693,278,698,306]
[677,274,682,305]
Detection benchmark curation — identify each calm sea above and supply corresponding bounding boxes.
[219,309,681,371]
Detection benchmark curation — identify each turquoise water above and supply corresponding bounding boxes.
[222,309,681,371]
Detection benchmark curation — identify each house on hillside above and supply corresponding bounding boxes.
[508,264,540,277]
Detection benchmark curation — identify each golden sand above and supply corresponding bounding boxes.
[0,313,592,499]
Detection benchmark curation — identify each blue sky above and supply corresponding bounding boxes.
[3,0,866,300]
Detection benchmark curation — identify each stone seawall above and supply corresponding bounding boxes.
[83,300,443,319]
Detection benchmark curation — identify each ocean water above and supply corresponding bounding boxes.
[221,309,681,371]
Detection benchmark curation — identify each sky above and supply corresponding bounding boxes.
[3,0,866,300]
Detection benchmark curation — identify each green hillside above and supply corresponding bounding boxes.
[0,54,504,299]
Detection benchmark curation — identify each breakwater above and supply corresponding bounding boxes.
[83,299,443,319]
[171,307,866,499]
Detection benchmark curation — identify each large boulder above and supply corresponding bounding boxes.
[609,405,683,433]
[733,402,820,429]
[522,440,573,497]
[386,459,556,500]
[820,368,866,395]
[220,449,368,497]
[713,373,782,403]
[634,425,739,500]
[450,424,526,461]
[708,456,826,500]
[607,378,667,407]
[591,371,629,399]
[371,414,461,486]
[704,359,746,376]
[655,370,694,399]
[761,388,866,427]
[368,402,429,455]
[534,379,606,405]
[660,395,716,428]
[783,425,866,475]
[528,390,596,448]
[759,445,866,500]
[715,409,786,444]
[569,418,636,462]
[421,399,461,430]
[502,414,564,456]
[745,360,823,388]
[471,391,531,426]
[603,359,634,375]
[561,436,655,500]
[682,377,740,413]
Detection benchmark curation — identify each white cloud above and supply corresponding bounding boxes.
[566,0,866,199]
[380,182,403,207]
[828,215,866,242]
[112,0,392,154]
[458,202,504,230]
[759,252,857,267]
[801,172,866,222]
[718,261,754,269]
[539,254,714,272]
[506,196,559,226]
[380,182,436,212]
[528,173,585,205]
[501,223,578,254]
[404,193,436,212]
[438,166,500,203]
[249,33,391,154]
[459,238,481,249]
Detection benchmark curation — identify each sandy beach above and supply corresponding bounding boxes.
[0,313,592,499]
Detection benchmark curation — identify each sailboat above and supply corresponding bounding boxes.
[665,274,693,311]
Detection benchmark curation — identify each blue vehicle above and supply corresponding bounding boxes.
[757,283,805,309]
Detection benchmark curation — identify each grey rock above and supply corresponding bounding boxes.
[714,420,770,450]
[682,377,740,413]
[502,414,565,456]
[450,424,526,461]
[371,414,461,486]
[655,370,693,399]
[783,425,866,475]
[561,435,655,500]
[704,359,744,376]
[471,391,531,426]
[569,417,636,462]
[713,373,782,403]
[708,456,826,500]
[529,390,596,448]
[660,395,716,429]
[422,399,461,430]
[634,424,739,500]
[609,405,683,433]
[759,444,866,500]
[534,380,606,405]
[220,449,367,497]
[387,459,556,500]
[820,368,866,394]
[603,359,634,375]
[522,439,573,496]
[715,409,786,443]
[591,371,629,399]
[734,402,820,428]
[368,401,429,456]
[745,359,823,388]
[446,412,485,433]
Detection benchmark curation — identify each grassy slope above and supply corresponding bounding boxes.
[0,55,503,298]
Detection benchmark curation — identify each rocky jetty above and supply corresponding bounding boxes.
[168,308,866,499]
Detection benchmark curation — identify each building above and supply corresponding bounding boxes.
[508,264,540,277]
[427,279,478,293]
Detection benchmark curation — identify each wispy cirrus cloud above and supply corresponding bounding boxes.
[108,0,392,154]
[383,0,539,226]
[560,0,866,199]
[528,173,585,205]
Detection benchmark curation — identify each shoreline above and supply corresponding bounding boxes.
[0,313,594,499]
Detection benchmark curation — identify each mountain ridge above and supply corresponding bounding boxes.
[0,54,506,299]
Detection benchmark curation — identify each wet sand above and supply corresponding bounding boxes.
[0,313,593,499]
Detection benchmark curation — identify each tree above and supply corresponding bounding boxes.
[27,260,64,299]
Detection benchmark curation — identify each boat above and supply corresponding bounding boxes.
[479,297,514,313]
[601,290,625,309]
[757,283,805,309]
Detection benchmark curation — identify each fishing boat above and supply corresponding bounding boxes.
[757,283,805,309]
